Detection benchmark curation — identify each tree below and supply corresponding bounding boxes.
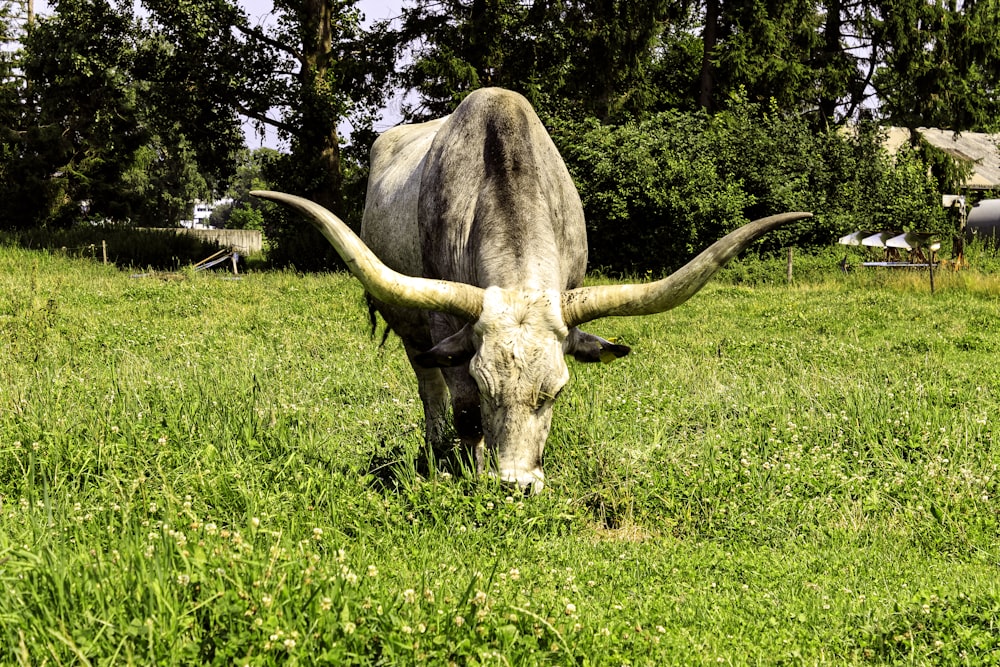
[395,0,679,123]
[211,147,278,230]
[140,0,393,207]
[873,0,1000,132]
[551,98,944,274]
[697,0,870,124]
[0,0,232,229]
[0,3,31,225]
[11,0,150,227]
[138,0,395,267]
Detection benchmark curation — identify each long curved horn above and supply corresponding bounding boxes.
[561,212,812,327]
[251,191,484,321]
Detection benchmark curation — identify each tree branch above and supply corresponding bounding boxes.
[234,22,302,61]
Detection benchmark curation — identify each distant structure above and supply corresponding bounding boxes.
[882,128,1000,259]
[967,199,1000,245]
[884,127,1000,191]
[180,198,233,229]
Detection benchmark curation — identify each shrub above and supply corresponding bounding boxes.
[550,98,947,275]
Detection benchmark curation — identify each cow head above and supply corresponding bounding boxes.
[251,190,809,493]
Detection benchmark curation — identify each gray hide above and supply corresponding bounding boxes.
[360,89,619,491]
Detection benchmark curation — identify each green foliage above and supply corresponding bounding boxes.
[0,0,235,229]
[395,0,679,122]
[553,110,753,274]
[552,96,946,275]
[873,0,1000,132]
[223,204,263,232]
[6,0,147,227]
[710,0,824,112]
[4,247,1000,664]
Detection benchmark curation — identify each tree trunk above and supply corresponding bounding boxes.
[818,0,842,126]
[300,0,344,214]
[699,0,719,110]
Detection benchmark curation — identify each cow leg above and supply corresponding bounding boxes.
[403,344,452,474]
[442,366,485,474]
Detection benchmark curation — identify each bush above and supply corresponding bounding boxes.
[550,98,947,275]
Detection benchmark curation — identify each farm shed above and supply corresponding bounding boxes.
[884,127,1000,190]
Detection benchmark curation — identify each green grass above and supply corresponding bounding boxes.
[3,243,1000,665]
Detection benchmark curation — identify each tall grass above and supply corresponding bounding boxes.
[2,243,1000,665]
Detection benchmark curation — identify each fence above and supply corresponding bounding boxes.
[139,228,263,254]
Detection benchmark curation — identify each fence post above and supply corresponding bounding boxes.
[929,251,936,294]
[102,240,107,265]
[786,247,794,283]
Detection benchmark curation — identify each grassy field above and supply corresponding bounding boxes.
[2,243,1000,665]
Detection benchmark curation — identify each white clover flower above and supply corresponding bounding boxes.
[472,590,487,606]
[564,603,577,615]
[343,621,356,635]
[453,615,465,627]
[402,588,417,604]
[320,597,333,612]
[367,565,378,578]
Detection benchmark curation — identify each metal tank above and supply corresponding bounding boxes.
[967,199,1000,244]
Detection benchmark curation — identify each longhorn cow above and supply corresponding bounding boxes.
[253,87,811,493]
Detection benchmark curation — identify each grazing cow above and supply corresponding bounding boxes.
[253,87,810,493]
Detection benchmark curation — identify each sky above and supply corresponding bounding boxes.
[242,0,403,27]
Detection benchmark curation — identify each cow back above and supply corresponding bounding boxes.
[418,88,588,292]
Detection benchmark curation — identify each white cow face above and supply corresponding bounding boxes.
[469,288,570,493]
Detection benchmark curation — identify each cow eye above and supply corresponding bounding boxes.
[534,388,562,411]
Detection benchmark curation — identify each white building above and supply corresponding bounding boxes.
[180,198,234,229]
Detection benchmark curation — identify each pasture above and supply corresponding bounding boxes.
[2,243,1000,665]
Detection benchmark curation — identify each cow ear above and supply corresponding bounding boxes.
[413,327,477,368]
[567,328,631,364]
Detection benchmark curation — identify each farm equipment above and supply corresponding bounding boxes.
[838,230,941,268]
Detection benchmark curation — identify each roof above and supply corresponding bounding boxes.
[885,127,1000,190]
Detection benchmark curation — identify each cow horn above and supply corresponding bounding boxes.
[251,191,484,321]
[560,212,812,327]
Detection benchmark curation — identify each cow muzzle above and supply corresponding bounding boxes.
[492,466,545,495]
